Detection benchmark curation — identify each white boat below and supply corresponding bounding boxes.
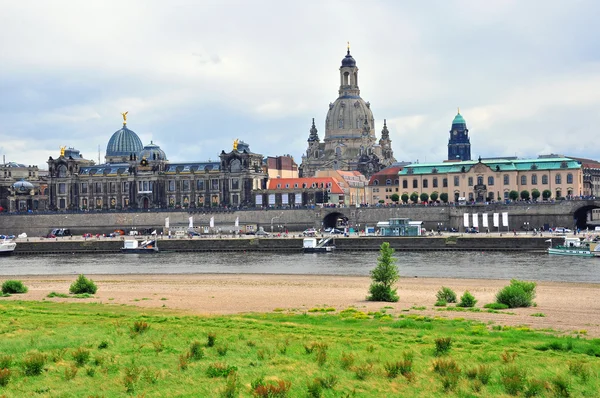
[546,237,599,257]
[121,239,159,253]
[0,239,17,256]
[303,237,335,253]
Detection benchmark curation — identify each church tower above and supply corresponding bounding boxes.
[299,46,395,177]
[447,109,471,161]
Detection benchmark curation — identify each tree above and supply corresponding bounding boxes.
[440,193,449,203]
[520,190,530,200]
[420,193,429,203]
[509,190,519,201]
[401,194,409,204]
[367,242,399,302]
[410,193,419,203]
[390,193,399,203]
[531,189,540,201]
[430,192,439,202]
[542,189,552,200]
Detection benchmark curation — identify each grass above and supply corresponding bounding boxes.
[0,300,599,396]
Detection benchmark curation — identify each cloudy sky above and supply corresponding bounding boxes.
[1,0,599,169]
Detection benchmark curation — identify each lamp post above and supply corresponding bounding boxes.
[271,212,283,234]
[524,221,529,234]
[437,222,443,233]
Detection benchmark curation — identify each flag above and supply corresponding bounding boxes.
[209,216,214,228]
[235,217,239,227]
[189,216,194,228]
[502,212,509,227]
[165,217,170,228]
[482,213,489,228]
[472,213,479,228]
[463,213,469,227]
[493,213,499,227]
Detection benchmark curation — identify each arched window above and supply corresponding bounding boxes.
[373,180,379,186]
[555,174,562,184]
[402,179,408,189]
[413,179,418,189]
[488,176,494,186]
[58,165,67,178]
[567,173,573,184]
[433,178,438,188]
[394,179,399,185]
[504,174,509,185]
[386,179,392,185]
[542,175,548,184]
[477,176,483,185]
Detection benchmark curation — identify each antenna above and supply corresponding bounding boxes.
[98,145,101,164]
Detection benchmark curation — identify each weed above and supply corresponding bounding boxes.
[525,378,546,397]
[568,360,589,382]
[432,358,460,377]
[22,351,47,376]
[251,376,266,390]
[477,364,492,385]
[189,341,205,360]
[434,337,452,355]
[247,340,256,347]
[85,366,96,377]
[384,360,411,379]
[122,361,141,394]
[217,345,229,357]
[466,367,478,379]
[152,338,164,354]
[0,355,13,369]
[307,378,323,398]
[484,302,509,310]
[1,280,28,294]
[501,350,518,363]
[277,340,288,354]
[143,368,160,384]
[130,320,150,336]
[178,353,189,371]
[315,375,338,389]
[366,344,375,353]
[72,347,90,367]
[457,291,477,308]
[436,286,457,303]
[530,313,546,317]
[252,379,291,397]
[69,274,98,294]
[472,379,483,393]
[64,365,78,380]
[206,362,237,378]
[354,363,372,380]
[47,291,69,298]
[221,371,239,398]
[98,340,109,350]
[207,332,217,347]
[316,347,327,367]
[551,375,571,397]
[500,365,527,395]
[0,368,11,387]
[340,352,355,370]
[434,300,447,307]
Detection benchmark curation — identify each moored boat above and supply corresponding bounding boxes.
[0,239,16,256]
[547,237,599,257]
[121,239,159,253]
[303,237,335,253]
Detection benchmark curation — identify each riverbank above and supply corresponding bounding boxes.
[4,274,599,337]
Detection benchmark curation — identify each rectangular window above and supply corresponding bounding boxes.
[442,178,448,188]
[413,179,418,189]
[521,175,527,185]
[197,180,205,190]
[468,177,473,186]
[531,174,538,185]
[95,183,102,193]
[168,180,175,192]
[232,179,239,190]
[182,180,190,191]
[110,182,115,193]
[423,179,428,188]
[122,182,129,192]
[433,178,438,188]
[488,176,494,186]
[58,183,66,194]
[211,179,219,190]
[504,175,509,185]
[81,183,88,194]
[454,176,459,186]
[542,175,548,184]
[402,179,408,189]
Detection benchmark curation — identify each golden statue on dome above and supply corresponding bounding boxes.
[60,146,66,157]
[121,111,128,125]
[233,139,239,151]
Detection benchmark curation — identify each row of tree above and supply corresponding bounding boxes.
[387,189,554,204]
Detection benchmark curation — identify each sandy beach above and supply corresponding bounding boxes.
[3,274,600,337]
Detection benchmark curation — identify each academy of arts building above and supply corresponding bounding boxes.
[1,47,597,213]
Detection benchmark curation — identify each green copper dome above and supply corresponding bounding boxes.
[452,112,466,126]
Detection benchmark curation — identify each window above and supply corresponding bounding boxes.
[386,179,391,185]
[477,176,483,185]
[504,175,509,185]
[294,183,298,188]
[567,173,573,184]
[276,184,281,188]
[182,180,190,191]
[433,178,438,188]
[555,174,562,184]
[504,191,509,199]
[95,182,102,193]
[58,183,66,194]
[373,180,379,186]
[285,184,289,189]
[488,176,494,186]
[521,175,527,185]
[211,179,219,190]
[556,190,562,198]
[531,174,537,185]
[402,179,408,189]
[443,178,448,188]
[542,175,548,184]
[196,180,205,190]
[168,180,175,192]
[81,183,88,194]
[122,182,129,192]
[413,179,418,188]
[454,176,459,186]
[394,179,399,185]
[423,179,428,188]
[468,177,473,186]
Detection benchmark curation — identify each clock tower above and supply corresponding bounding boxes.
[447,109,471,161]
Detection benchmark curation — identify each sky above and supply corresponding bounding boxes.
[1,0,600,169]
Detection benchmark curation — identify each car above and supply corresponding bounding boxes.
[188,231,201,237]
[325,228,344,235]
[553,227,572,234]
[466,227,479,233]
[47,228,71,238]
[302,228,317,236]
[255,229,270,237]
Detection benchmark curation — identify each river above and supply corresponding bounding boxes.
[0,251,598,283]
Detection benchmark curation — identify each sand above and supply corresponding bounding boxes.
[3,274,600,337]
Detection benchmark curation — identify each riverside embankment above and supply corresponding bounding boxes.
[12,235,551,254]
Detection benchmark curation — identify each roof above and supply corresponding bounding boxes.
[267,177,345,194]
[399,157,581,176]
[369,166,403,184]
[164,162,221,174]
[452,112,466,126]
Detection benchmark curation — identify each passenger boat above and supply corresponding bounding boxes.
[121,239,159,253]
[546,237,599,257]
[0,239,16,256]
[303,237,335,253]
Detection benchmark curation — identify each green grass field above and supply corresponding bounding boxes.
[0,301,598,397]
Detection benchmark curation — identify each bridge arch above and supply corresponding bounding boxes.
[322,211,348,230]
[572,204,600,230]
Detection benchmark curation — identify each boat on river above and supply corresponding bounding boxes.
[121,239,159,254]
[0,239,16,256]
[303,237,335,253]
[547,237,600,257]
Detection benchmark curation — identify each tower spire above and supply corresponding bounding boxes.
[457,107,460,115]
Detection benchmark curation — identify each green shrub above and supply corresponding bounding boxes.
[130,321,150,336]
[72,347,90,367]
[500,365,527,395]
[477,364,492,385]
[189,341,205,360]
[367,283,398,302]
[436,287,457,303]
[496,279,536,308]
[306,378,323,398]
[207,332,217,347]
[47,291,69,298]
[0,355,13,369]
[457,291,477,308]
[2,280,28,294]
[339,352,355,370]
[64,365,78,380]
[434,337,452,355]
[525,378,546,397]
[69,274,97,294]
[551,375,570,397]
[253,379,291,397]
[0,368,11,387]
[484,302,509,310]
[221,372,239,398]
[22,351,47,376]
[434,300,447,307]
[206,362,237,378]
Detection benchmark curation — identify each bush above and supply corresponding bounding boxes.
[22,351,47,376]
[189,341,205,360]
[500,365,527,395]
[496,279,537,308]
[1,280,28,294]
[206,362,237,378]
[69,274,97,294]
[434,337,452,355]
[72,347,90,367]
[457,291,477,308]
[436,287,457,303]
[0,368,11,387]
[367,242,399,302]
[484,302,509,310]
[253,379,291,397]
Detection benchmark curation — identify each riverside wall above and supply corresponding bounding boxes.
[0,201,589,238]
[12,236,550,254]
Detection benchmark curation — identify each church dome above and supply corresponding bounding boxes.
[139,141,167,161]
[106,125,143,158]
[452,112,466,127]
[341,49,356,67]
[12,179,34,194]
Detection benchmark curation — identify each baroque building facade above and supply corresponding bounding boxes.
[46,117,266,211]
[300,48,395,178]
[0,161,48,212]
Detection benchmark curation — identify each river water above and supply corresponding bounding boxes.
[0,251,598,283]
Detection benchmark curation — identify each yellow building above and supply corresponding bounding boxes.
[396,157,583,203]
[315,170,369,205]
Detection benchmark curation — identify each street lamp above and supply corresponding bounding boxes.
[524,221,529,234]
[437,222,443,233]
[271,212,283,234]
